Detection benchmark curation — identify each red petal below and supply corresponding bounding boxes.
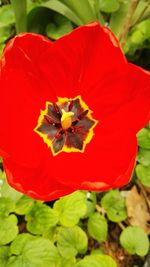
[38,22,129,116]
[3,157,74,201]
[0,23,149,200]
[113,63,150,133]
[0,33,55,166]
[51,124,137,190]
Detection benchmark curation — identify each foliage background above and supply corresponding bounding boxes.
[0,0,150,266]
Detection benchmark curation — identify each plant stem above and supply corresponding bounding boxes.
[11,0,27,34]
[133,0,150,25]
[119,0,139,50]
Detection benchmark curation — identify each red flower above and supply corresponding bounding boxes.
[0,22,150,201]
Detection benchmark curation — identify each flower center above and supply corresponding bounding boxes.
[34,96,98,156]
[61,109,74,130]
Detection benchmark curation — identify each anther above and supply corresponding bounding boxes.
[78,110,88,120]
[68,100,74,111]
[53,102,61,116]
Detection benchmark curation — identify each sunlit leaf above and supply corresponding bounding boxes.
[26,203,59,235]
[54,191,87,227]
[101,190,127,222]
[57,226,88,259]
[88,212,108,242]
[0,215,18,245]
[136,164,150,187]
[120,226,149,256]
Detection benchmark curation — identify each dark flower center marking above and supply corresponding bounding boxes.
[34,96,98,156]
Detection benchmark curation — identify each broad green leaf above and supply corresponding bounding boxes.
[136,164,150,187]
[10,233,36,255]
[0,246,10,267]
[137,128,150,149]
[26,203,59,235]
[120,226,149,256]
[91,248,104,255]
[27,0,39,12]
[0,215,18,245]
[27,7,53,33]
[40,0,82,25]
[61,0,97,24]
[60,257,76,267]
[75,255,117,267]
[137,148,150,166]
[83,191,96,218]
[46,14,73,40]
[99,0,120,13]
[1,177,22,202]
[0,25,11,44]
[57,226,88,259]
[0,4,15,27]
[88,212,108,242]
[130,19,150,45]
[43,226,58,242]
[0,197,15,217]
[8,237,61,267]
[54,191,87,227]
[101,190,127,222]
[14,195,34,215]
[0,157,2,163]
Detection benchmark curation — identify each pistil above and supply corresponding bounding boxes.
[61,109,74,130]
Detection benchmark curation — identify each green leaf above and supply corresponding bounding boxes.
[137,128,150,149]
[0,215,18,245]
[26,203,59,235]
[0,4,15,27]
[101,190,127,222]
[0,246,10,267]
[46,14,73,40]
[136,164,150,187]
[40,0,82,25]
[132,1,150,25]
[91,248,104,255]
[60,257,76,267]
[130,19,150,45]
[88,212,108,242]
[99,0,120,13]
[120,226,149,256]
[8,236,61,267]
[137,148,150,166]
[1,176,22,202]
[0,25,11,44]
[43,226,58,242]
[14,195,35,215]
[88,0,105,25]
[0,197,15,217]
[54,191,87,227]
[11,0,27,33]
[110,0,130,37]
[27,6,53,33]
[75,255,117,267]
[83,191,96,218]
[60,0,97,24]
[57,226,88,259]
[10,233,36,255]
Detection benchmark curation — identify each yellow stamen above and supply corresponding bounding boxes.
[61,109,74,130]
